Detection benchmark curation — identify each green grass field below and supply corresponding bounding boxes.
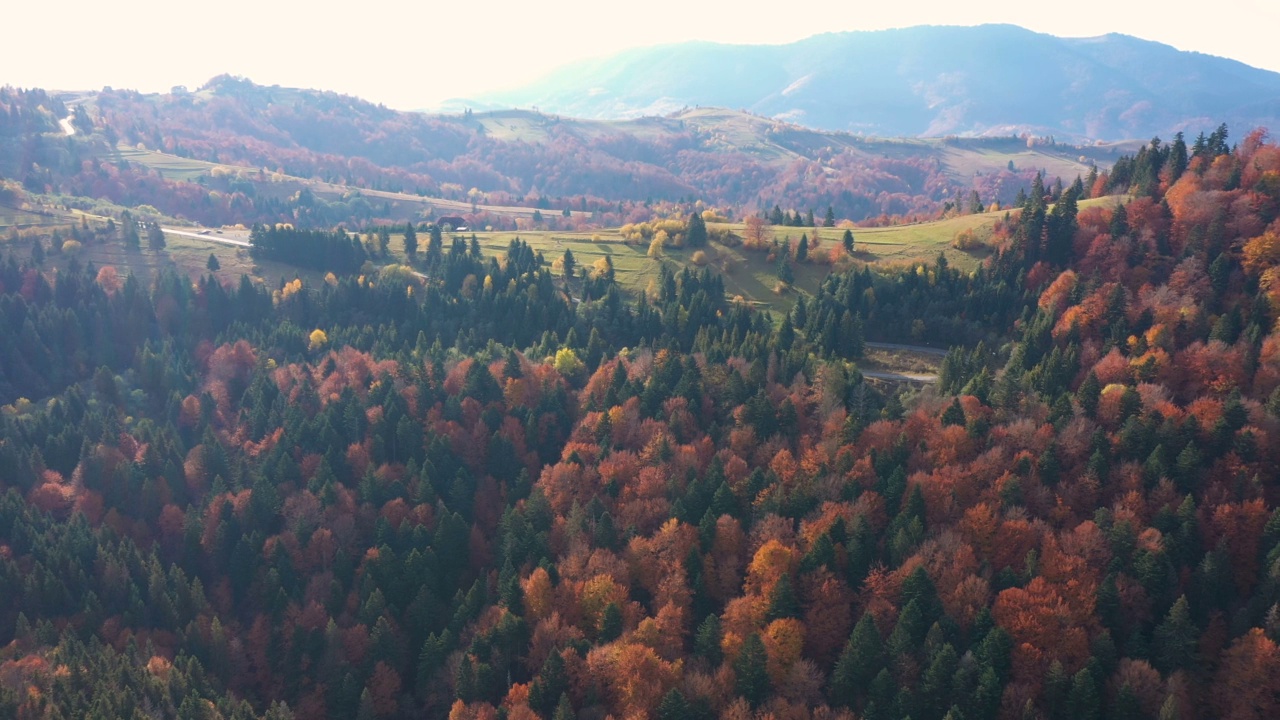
[357,194,1123,317]
[0,204,73,231]
[114,146,223,182]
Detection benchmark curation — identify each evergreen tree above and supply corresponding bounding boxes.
[147,223,166,249]
[403,224,418,259]
[599,601,623,641]
[1153,596,1197,672]
[695,614,723,665]
[941,398,966,427]
[1067,668,1100,720]
[561,249,576,281]
[766,574,800,620]
[778,258,794,285]
[687,211,708,247]
[734,633,769,708]
[551,693,575,720]
[658,688,691,720]
[830,613,885,707]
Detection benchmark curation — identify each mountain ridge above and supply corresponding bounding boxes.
[455,24,1280,141]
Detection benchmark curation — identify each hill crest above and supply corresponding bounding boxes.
[462,24,1280,142]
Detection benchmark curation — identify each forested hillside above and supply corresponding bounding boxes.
[35,78,1109,229]
[0,119,1278,720]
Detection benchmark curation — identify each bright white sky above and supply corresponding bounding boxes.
[5,0,1279,110]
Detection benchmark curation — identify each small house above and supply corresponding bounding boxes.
[436,216,468,231]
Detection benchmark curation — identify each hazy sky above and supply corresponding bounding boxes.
[6,0,1279,110]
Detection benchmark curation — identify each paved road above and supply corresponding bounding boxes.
[161,227,252,247]
[864,341,948,357]
[862,370,938,383]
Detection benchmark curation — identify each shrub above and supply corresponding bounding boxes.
[952,229,984,251]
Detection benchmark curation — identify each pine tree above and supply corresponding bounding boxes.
[687,211,708,247]
[842,229,855,254]
[529,651,567,715]
[658,688,691,720]
[147,223,166,249]
[1153,595,1198,672]
[734,633,769,708]
[830,613,885,707]
[551,693,575,720]
[941,398,966,427]
[766,574,799,620]
[599,601,623,641]
[1078,372,1101,418]
[695,614,723,664]
[778,258,794,285]
[206,254,220,272]
[1067,668,1100,720]
[796,234,809,262]
[561,248,576,280]
[824,206,836,227]
[403,224,418,259]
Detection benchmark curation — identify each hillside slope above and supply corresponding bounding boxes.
[64,78,1117,227]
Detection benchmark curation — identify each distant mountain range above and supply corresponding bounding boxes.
[455,24,1280,142]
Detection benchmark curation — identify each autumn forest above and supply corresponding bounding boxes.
[1,72,1280,720]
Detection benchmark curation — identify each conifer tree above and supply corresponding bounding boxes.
[687,210,708,247]
[403,223,418,259]
[1153,596,1198,672]
[766,574,800,620]
[658,688,691,720]
[734,633,769,708]
[830,613,885,707]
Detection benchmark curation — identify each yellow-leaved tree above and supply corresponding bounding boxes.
[648,231,667,259]
[309,329,328,351]
[553,347,584,378]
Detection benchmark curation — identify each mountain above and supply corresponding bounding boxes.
[471,24,1280,141]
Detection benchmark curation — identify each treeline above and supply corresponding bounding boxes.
[249,225,369,274]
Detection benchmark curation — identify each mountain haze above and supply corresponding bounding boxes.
[470,24,1280,141]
